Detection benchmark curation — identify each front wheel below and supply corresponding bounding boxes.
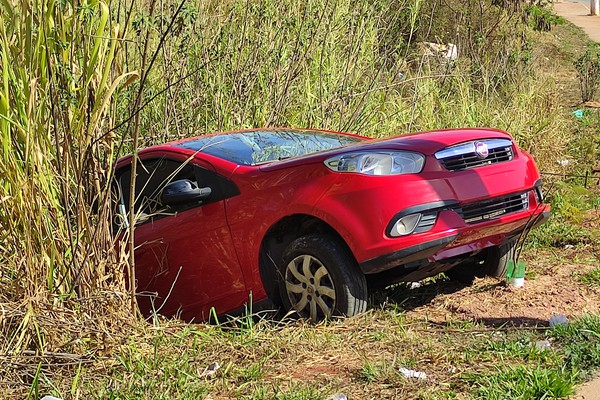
[279,235,367,321]
[483,240,517,278]
[447,241,517,283]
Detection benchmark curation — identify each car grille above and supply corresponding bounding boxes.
[454,192,529,224]
[435,138,514,171]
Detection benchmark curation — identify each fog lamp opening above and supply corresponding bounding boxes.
[390,213,422,237]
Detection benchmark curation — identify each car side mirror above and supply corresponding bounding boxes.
[160,179,211,206]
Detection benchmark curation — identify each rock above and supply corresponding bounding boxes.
[549,314,569,327]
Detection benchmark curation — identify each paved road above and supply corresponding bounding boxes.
[571,0,590,7]
[563,0,594,8]
[554,1,600,42]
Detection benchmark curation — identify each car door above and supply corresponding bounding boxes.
[115,155,246,321]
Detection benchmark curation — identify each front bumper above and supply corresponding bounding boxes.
[359,207,550,274]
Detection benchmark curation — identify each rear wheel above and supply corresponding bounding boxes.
[279,235,367,321]
[447,241,517,283]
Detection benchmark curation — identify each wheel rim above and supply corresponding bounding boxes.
[285,254,336,321]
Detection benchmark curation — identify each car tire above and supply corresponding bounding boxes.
[447,241,517,283]
[279,234,367,321]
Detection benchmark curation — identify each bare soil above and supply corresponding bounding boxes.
[402,243,600,326]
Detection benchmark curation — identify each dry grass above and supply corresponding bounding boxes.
[0,0,134,388]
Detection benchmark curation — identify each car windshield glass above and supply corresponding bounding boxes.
[175,129,364,165]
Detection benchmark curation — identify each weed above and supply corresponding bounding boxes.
[528,183,599,247]
[551,314,600,372]
[578,268,600,287]
[468,365,576,399]
[575,44,600,102]
[240,362,266,382]
[525,2,565,32]
[530,221,594,247]
[358,359,379,382]
[481,332,560,364]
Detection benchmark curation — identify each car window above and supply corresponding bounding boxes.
[175,129,364,166]
[115,158,199,226]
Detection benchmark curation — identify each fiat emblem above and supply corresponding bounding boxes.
[474,141,489,159]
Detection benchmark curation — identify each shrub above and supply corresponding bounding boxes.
[575,44,600,102]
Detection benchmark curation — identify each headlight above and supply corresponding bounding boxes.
[324,151,425,175]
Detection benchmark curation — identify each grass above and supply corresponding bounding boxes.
[551,315,600,373]
[0,0,134,375]
[468,365,576,399]
[110,0,574,172]
[579,268,600,287]
[528,182,600,248]
[19,310,600,399]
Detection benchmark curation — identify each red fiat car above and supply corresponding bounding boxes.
[114,128,550,321]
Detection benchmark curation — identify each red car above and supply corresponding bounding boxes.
[114,128,550,322]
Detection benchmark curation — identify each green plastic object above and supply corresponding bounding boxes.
[506,259,516,278]
[506,260,526,279]
[514,261,526,278]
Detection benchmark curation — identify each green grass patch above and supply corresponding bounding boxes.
[467,365,576,400]
[462,316,600,399]
[578,267,600,287]
[551,315,600,373]
[529,183,599,248]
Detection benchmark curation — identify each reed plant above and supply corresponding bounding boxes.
[0,0,138,391]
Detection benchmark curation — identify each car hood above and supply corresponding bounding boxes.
[259,128,513,172]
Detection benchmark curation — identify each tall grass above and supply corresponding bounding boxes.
[0,0,136,390]
[118,0,568,170]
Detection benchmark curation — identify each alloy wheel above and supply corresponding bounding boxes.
[284,254,336,321]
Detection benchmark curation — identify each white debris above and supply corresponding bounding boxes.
[399,367,427,380]
[557,159,570,167]
[409,281,423,289]
[200,361,220,379]
[418,42,459,62]
[329,393,348,400]
[535,340,552,351]
[549,315,569,327]
[445,43,458,61]
[40,396,63,400]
